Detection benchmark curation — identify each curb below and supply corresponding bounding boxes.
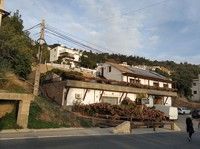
[0,127,89,134]
[0,132,114,141]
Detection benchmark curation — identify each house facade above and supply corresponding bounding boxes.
[42,80,177,108]
[191,74,200,101]
[49,45,82,68]
[96,62,173,106]
[97,62,172,89]
[42,62,176,107]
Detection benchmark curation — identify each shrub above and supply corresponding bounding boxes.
[72,102,165,122]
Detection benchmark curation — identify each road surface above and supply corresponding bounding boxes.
[0,132,200,149]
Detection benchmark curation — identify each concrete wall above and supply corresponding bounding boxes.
[0,93,33,128]
[0,101,16,118]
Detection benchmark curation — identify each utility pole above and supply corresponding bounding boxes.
[33,19,45,96]
[0,0,5,26]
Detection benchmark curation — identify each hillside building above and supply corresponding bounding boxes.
[191,74,200,101]
[49,45,82,68]
[42,62,177,107]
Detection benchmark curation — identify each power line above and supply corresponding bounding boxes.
[24,23,41,32]
[45,30,102,53]
[45,28,104,53]
[46,24,116,53]
[45,33,83,49]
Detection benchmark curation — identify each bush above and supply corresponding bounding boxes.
[41,69,85,84]
[0,110,21,130]
[28,101,62,129]
[72,102,165,122]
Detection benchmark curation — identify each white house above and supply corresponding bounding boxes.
[96,62,173,106]
[191,74,200,101]
[49,45,82,68]
[42,62,176,107]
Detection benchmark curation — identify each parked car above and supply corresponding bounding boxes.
[178,107,191,115]
[191,109,200,119]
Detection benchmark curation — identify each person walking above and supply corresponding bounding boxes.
[186,117,194,142]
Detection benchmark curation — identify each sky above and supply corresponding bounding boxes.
[4,0,200,64]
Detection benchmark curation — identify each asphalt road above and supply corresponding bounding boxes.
[0,132,200,149]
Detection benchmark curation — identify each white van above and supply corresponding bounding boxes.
[154,105,178,120]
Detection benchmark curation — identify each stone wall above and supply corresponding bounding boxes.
[42,81,67,105]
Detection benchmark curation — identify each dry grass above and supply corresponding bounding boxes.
[172,97,200,109]
[0,72,33,93]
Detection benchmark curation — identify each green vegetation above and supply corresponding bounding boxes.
[0,11,32,78]
[40,68,84,84]
[0,11,49,79]
[0,110,21,130]
[28,96,92,129]
[28,97,67,129]
[28,102,61,129]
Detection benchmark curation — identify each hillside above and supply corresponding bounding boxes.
[173,97,200,109]
[80,51,200,98]
[28,96,93,129]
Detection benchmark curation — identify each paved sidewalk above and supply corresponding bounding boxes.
[0,127,114,140]
[0,126,182,140]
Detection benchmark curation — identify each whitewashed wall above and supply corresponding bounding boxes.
[50,46,81,63]
[168,83,172,88]
[64,88,139,106]
[101,63,122,81]
[64,88,171,107]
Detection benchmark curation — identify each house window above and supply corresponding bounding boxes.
[130,78,140,84]
[163,84,168,88]
[108,66,111,72]
[193,83,196,86]
[130,79,135,83]
[194,91,197,94]
[153,82,159,87]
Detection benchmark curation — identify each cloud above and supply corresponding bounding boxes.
[5,0,200,64]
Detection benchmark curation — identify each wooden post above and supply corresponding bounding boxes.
[164,96,169,105]
[130,114,133,133]
[153,122,156,131]
[82,89,88,101]
[119,92,125,103]
[99,90,104,102]
[171,122,175,130]
[64,87,70,106]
